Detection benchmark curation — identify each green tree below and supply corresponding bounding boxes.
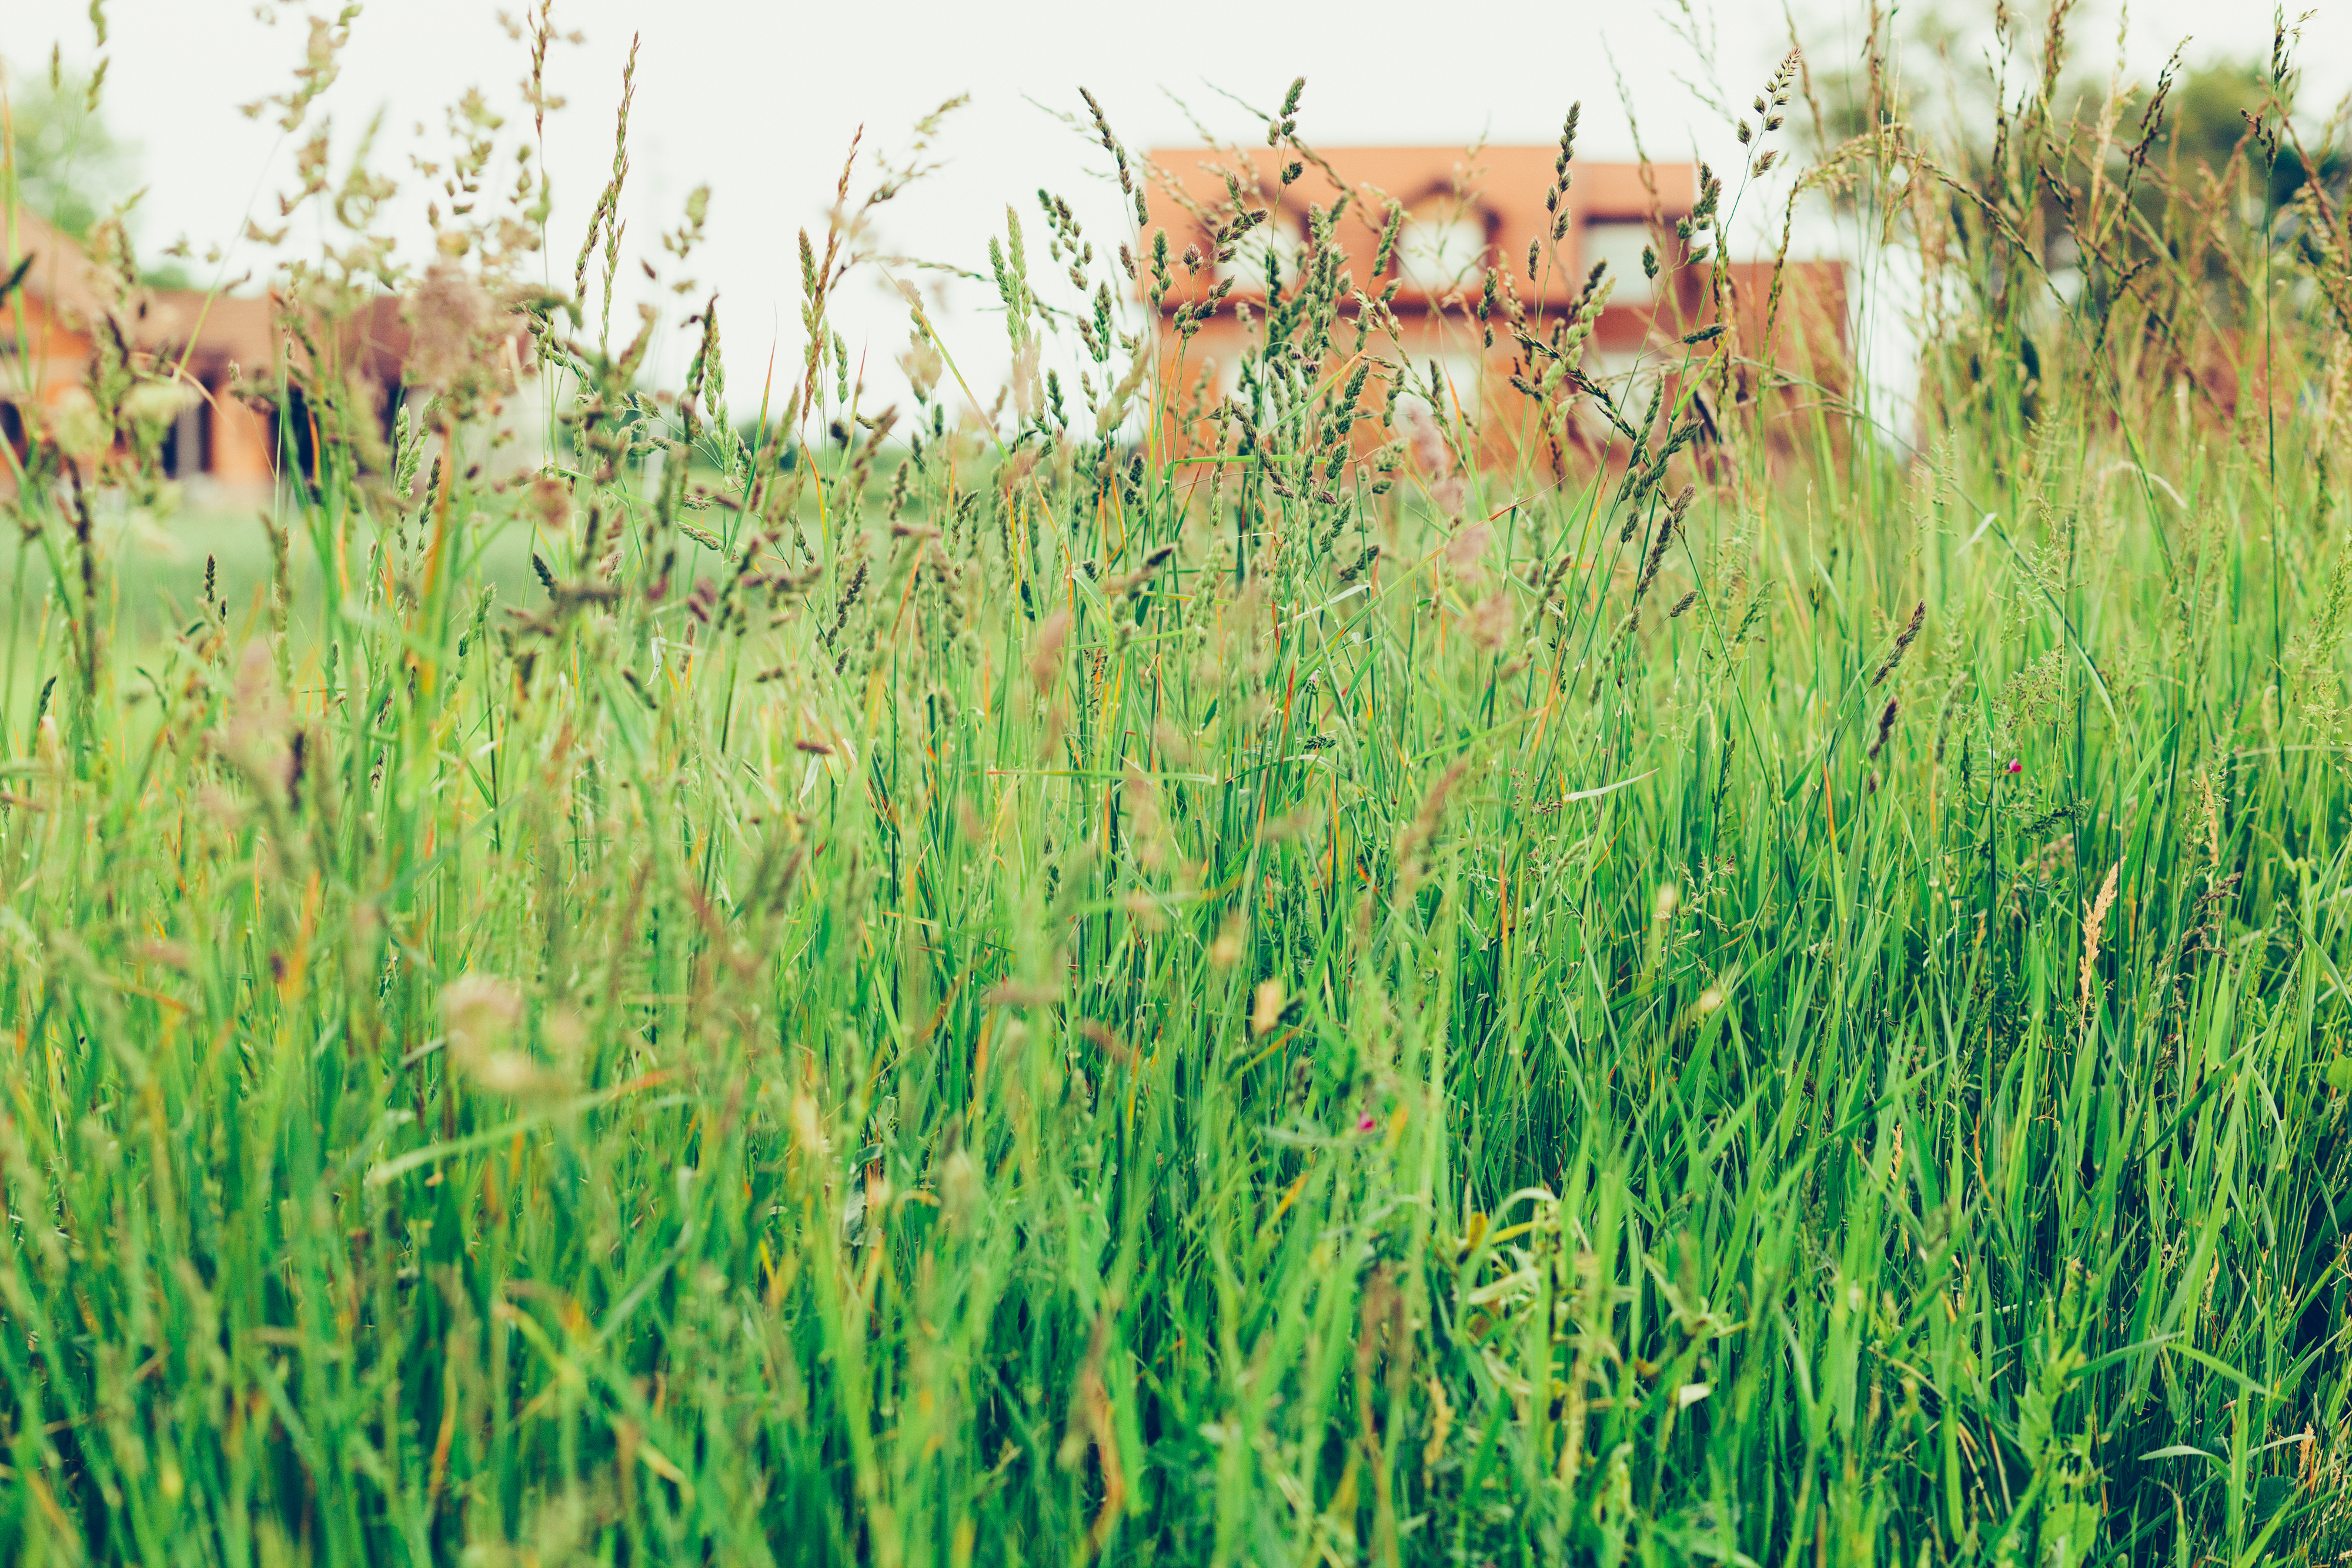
[2161,56,2346,210]
[1,55,139,240]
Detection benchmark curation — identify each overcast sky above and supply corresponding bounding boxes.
[9,0,2348,407]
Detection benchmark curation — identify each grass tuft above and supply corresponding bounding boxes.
[0,8,2348,1564]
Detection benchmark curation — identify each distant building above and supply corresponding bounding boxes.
[1,206,407,501]
[1141,145,1845,461]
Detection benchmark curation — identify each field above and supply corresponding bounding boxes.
[2,10,2350,1566]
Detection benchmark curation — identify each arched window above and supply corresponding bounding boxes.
[1396,350,1489,422]
[1392,202,1493,294]
[1578,220,1659,305]
[1215,210,1308,290]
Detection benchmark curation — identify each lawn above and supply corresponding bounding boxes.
[1,14,2348,1567]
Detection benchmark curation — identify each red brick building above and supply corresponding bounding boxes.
[2,206,408,500]
[1141,145,1846,462]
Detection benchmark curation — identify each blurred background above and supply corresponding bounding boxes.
[10,0,2348,418]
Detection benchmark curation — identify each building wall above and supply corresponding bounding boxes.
[1137,146,1850,472]
[206,385,276,488]
[1141,148,1695,465]
[0,291,99,409]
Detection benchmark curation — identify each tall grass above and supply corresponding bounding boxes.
[1,6,2348,1564]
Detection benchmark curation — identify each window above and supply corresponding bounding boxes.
[1398,350,1488,422]
[1394,213,1488,294]
[1586,348,1643,383]
[1216,213,1308,290]
[1582,347,1661,427]
[1578,220,1659,305]
[163,386,209,479]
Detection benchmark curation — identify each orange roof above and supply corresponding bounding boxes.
[4,204,417,387]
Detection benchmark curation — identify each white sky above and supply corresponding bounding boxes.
[8,0,2348,412]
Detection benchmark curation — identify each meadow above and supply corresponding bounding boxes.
[1,7,2349,1564]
